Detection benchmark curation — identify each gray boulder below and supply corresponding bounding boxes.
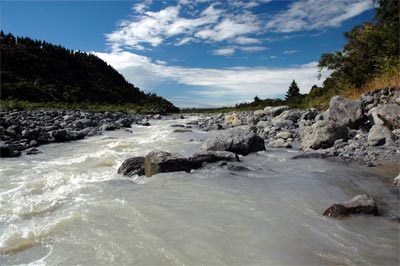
[144,151,192,177]
[367,125,394,146]
[264,106,289,117]
[368,104,400,130]
[299,121,348,150]
[329,96,366,129]
[323,195,379,218]
[201,128,265,155]
[118,156,145,177]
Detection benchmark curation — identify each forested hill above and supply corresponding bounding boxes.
[0,32,179,112]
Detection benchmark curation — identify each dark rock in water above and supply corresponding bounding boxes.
[323,195,379,218]
[144,151,192,177]
[50,129,68,142]
[137,121,151,126]
[394,172,400,187]
[170,124,185,128]
[291,152,328,160]
[189,150,239,168]
[186,121,198,126]
[329,96,366,129]
[25,147,42,155]
[100,124,117,131]
[172,129,193,133]
[118,156,145,177]
[201,128,265,155]
[299,121,348,150]
[116,118,132,128]
[0,144,21,157]
[223,164,250,172]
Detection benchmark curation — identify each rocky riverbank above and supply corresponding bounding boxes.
[0,109,174,157]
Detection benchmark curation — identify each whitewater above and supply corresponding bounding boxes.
[1,117,398,265]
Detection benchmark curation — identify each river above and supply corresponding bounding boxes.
[1,117,399,265]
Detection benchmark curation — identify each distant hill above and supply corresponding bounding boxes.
[0,32,179,113]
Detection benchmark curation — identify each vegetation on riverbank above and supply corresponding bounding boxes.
[0,32,179,113]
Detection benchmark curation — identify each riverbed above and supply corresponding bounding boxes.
[1,118,398,265]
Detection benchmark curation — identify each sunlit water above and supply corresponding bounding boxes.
[1,118,399,265]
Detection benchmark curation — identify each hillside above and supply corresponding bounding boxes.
[0,32,178,113]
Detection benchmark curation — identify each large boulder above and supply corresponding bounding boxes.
[264,106,289,117]
[0,144,21,157]
[299,121,348,150]
[368,104,400,130]
[117,156,145,177]
[201,128,265,155]
[367,125,394,146]
[323,195,379,218]
[329,96,366,129]
[144,151,192,177]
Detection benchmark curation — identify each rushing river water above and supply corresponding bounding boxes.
[0,117,399,265]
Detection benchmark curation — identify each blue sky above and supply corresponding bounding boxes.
[1,0,375,107]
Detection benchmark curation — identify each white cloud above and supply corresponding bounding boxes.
[266,0,373,32]
[283,49,300,54]
[132,0,153,14]
[93,51,329,107]
[213,47,236,56]
[234,36,261,45]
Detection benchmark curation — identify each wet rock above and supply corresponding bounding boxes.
[300,121,348,150]
[100,124,117,131]
[189,150,239,168]
[170,124,185,128]
[116,118,132,128]
[117,156,145,177]
[329,96,366,129]
[367,125,394,146]
[323,195,379,218]
[201,128,265,155]
[50,129,68,142]
[291,152,328,159]
[144,151,192,177]
[0,144,21,157]
[172,129,193,133]
[25,147,42,155]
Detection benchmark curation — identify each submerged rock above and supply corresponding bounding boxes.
[118,156,145,177]
[201,128,265,155]
[394,172,400,187]
[323,195,379,218]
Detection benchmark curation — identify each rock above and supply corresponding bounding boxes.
[291,152,328,159]
[276,131,293,140]
[394,172,400,187]
[315,111,329,121]
[117,156,145,177]
[224,114,242,127]
[188,150,239,168]
[222,163,250,172]
[153,114,161,119]
[323,195,379,218]
[116,118,132,128]
[50,129,68,142]
[100,124,116,131]
[0,144,21,157]
[367,125,394,146]
[368,104,400,130]
[170,124,185,128]
[201,128,265,155]
[172,129,193,133]
[25,148,42,155]
[329,96,366,129]
[300,121,348,150]
[268,138,292,148]
[144,151,192,177]
[264,106,289,117]
[186,121,198,126]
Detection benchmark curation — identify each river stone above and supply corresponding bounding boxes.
[323,195,379,218]
[276,131,293,140]
[118,156,145,177]
[201,128,265,155]
[299,121,348,150]
[50,129,68,142]
[329,96,366,129]
[264,106,289,117]
[394,172,400,187]
[225,114,242,127]
[144,151,192,177]
[367,125,394,146]
[0,144,21,157]
[189,150,239,168]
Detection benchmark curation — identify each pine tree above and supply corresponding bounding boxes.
[285,80,301,100]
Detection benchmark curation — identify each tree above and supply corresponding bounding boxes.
[254,95,261,103]
[285,80,301,100]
